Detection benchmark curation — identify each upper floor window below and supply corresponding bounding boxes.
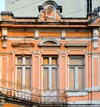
[16,56,32,89]
[42,56,58,90]
[68,56,85,90]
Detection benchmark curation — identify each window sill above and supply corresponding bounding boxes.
[65,89,88,92]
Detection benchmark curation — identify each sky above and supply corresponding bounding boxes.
[0,0,5,13]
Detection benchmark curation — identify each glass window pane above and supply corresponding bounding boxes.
[17,67,22,89]
[25,67,31,89]
[69,67,75,89]
[78,67,83,89]
[51,68,57,89]
[43,68,49,89]
[69,57,83,65]
[52,58,57,65]
[17,57,22,64]
[43,58,49,65]
[25,57,31,65]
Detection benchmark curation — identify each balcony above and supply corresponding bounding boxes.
[0,79,68,106]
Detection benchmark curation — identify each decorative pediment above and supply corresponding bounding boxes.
[38,1,62,21]
[38,40,61,47]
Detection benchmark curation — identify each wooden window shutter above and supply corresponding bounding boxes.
[43,68,48,89]
[69,67,75,89]
[78,67,83,89]
[17,68,22,89]
[25,68,31,89]
[51,68,57,89]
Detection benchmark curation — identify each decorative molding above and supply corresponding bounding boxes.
[65,43,88,47]
[12,43,34,47]
[1,36,8,49]
[7,37,92,41]
[92,56,99,90]
[87,56,88,89]
[38,39,62,47]
[68,100,100,104]
[11,49,89,55]
[35,30,39,39]
[61,30,66,39]
[1,28,8,49]
[92,29,99,49]
[66,92,88,97]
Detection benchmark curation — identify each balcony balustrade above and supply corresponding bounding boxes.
[0,79,68,105]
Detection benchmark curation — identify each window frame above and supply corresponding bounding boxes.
[42,56,58,90]
[68,56,85,90]
[16,56,32,90]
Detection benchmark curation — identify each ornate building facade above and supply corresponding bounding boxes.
[0,0,100,107]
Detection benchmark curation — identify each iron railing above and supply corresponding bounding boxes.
[0,79,68,105]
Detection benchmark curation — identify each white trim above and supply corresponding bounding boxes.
[35,30,39,38]
[5,48,100,55]
[66,92,88,97]
[68,100,100,104]
[7,37,92,41]
[87,56,88,89]
[11,48,88,55]
[62,30,65,38]
[60,56,61,89]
